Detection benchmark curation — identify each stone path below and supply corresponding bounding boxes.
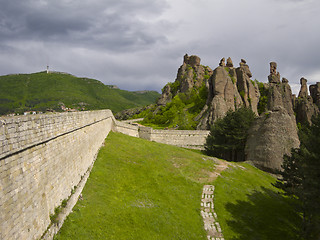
[201,185,224,240]
[200,158,231,240]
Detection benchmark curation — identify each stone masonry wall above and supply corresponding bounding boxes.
[148,129,210,149]
[0,110,114,240]
[137,126,209,149]
[114,120,139,138]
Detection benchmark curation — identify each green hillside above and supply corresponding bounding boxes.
[54,132,300,240]
[0,71,160,115]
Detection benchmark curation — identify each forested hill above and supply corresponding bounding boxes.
[0,71,160,115]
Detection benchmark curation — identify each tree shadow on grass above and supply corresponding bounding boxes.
[224,187,302,240]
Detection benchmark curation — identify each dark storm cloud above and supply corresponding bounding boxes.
[0,0,319,92]
[0,0,169,51]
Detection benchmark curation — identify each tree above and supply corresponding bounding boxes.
[276,115,320,239]
[204,107,256,161]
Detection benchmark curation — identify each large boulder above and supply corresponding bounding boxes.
[245,106,300,172]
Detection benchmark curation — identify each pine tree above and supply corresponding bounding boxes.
[204,107,256,161]
[276,115,320,239]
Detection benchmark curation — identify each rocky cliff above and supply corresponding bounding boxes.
[157,54,212,106]
[196,58,260,129]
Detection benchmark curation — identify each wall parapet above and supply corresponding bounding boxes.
[0,110,114,160]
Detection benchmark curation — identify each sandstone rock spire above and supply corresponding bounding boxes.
[295,77,319,125]
[226,57,233,68]
[197,58,260,129]
[246,62,299,172]
[298,77,308,98]
[310,82,320,106]
[268,62,280,83]
[219,58,226,67]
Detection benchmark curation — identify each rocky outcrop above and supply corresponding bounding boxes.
[157,84,172,106]
[236,60,260,114]
[295,78,319,125]
[298,77,308,98]
[226,57,233,67]
[219,57,226,67]
[157,54,213,106]
[310,82,320,107]
[267,78,295,115]
[177,54,212,93]
[197,65,243,129]
[197,58,260,129]
[268,62,280,83]
[246,62,299,172]
[245,106,300,172]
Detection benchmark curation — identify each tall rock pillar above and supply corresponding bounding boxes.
[245,62,299,172]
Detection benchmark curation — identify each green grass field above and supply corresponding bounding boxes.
[54,132,301,240]
[215,163,301,240]
[0,72,160,115]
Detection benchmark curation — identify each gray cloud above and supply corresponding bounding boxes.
[0,0,319,94]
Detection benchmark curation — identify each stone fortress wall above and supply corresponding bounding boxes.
[114,120,209,149]
[0,110,115,240]
[138,126,209,149]
[0,110,209,240]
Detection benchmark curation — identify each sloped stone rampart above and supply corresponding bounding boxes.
[0,110,114,240]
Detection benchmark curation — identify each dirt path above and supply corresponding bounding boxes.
[200,157,230,240]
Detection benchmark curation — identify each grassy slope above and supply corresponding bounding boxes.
[54,132,216,240]
[54,133,301,240]
[0,72,160,114]
[215,163,301,240]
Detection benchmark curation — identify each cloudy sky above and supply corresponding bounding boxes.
[0,0,319,94]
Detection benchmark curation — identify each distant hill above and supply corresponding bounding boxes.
[0,71,160,115]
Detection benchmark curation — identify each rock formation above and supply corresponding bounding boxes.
[156,55,320,173]
[197,64,243,129]
[246,106,300,172]
[245,62,300,172]
[157,54,213,106]
[226,57,233,67]
[219,58,226,67]
[298,77,308,98]
[295,78,319,125]
[197,58,260,129]
[236,60,260,114]
[268,62,280,83]
[157,84,172,106]
[310,82,320,107]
